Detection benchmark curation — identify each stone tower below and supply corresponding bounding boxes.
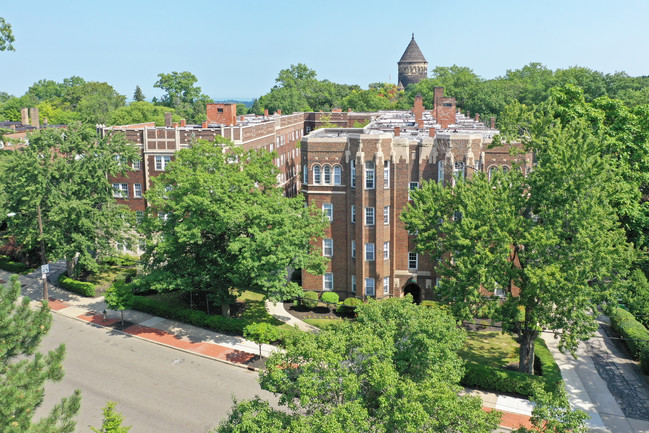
[397,34,428,89]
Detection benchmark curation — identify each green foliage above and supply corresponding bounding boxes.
[133,85,145,102]
[108,101,177,126]
[515,385,589,433]
[0,17,15,52]
[299,290,319,309]
[244,322,280,356]
[0,255,30,273]
[608,307,649,359]
[625,269,649,328]
[0,274,81,431]
[336,296,362,314]
[640,346,649,375]
[105,281,135,324]
[58,274,96,297]
[218,297,500,433]
[91,401,131,433]
[320,291,339,305]
[139,137,328,315]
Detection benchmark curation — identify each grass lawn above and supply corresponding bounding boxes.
[303,318,346,329]
[459,331,520,369]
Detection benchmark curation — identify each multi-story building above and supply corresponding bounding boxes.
[300,91,532,302]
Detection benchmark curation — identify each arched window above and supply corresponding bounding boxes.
[323,165,331,184]
[313,165,321,184]
[488,165,497,180]
[333,165,342,185]
[501,165,510,173]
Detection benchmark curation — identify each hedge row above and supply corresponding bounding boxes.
[609,307,649,374]
[461,339,563,398]
[0,256,31,273]
[57,274,96,297]
[132,296,249,335]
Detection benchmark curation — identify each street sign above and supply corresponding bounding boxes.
[41,264,50,275]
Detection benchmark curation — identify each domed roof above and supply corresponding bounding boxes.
[399,34,427,64]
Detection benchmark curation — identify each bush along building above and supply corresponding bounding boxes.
[299,91,533,302]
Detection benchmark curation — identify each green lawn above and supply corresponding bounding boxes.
[459,331,520,369]
[303,318,345,329]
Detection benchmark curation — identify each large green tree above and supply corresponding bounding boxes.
[140,137,328,316]
[0,274,81,431]
[108,101,177,126]
[402,119,634,373]
[0,123,139,277]
[216,297,501,433]
[0,17,15,51]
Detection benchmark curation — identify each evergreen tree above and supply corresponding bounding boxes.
[132,86,145,102]
[0,274,81,432]
[91,401,131,433]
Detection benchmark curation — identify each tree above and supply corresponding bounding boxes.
[108,101,177,126]
[0,17,15,52]
[104,282,135,325]
[243,322,279,357]
[0,274,81,431]
[132,86,145,102]
[154,71,202,107]
[216,297,501,433]
[0,123,140,278]
[139,137,328,316]
[402,120,634,373]
[91,401,131,433]
[514,386,588,433]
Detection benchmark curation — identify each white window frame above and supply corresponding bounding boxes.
[351,240,356,259]
[333,165,342,185]
[384,160,390,188]
[323,203,333,222]
[365,243,375,261]
[384,206,390,224]
[303,165,308,184]
[324,273,333,291]
[133,183,142,198]
[323,165,331,184]
[365,161,375,189]
[365,207,375,226]
[351,205,356,223]
[408,252,418,270]
[454,161,465,179]
[383,276,390,295]
[383,241,390,259]
[112,183,128,198]
[408,182,419,200]
[323,238,333,257]
[132,160,141,170]
[313,165,321,184]
[155,155,171,171]
[365,278,375,296]
[351,274,356,293]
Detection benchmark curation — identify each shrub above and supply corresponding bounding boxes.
[58,274,96,297]
[300,290,319,309]
[0,255,30,273]
[640,346,649,375]
[337,296,363,314]
[609,307,649,359]
[244,322,280,356]
[321,292,339,305]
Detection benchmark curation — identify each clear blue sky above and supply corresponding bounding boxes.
[2,0,648,101]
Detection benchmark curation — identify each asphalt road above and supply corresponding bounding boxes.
[35,313,277,433]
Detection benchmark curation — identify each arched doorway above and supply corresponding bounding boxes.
[403,283,422,304]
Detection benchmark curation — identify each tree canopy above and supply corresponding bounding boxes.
[139,137,328,315]
[1,274,81,432]
[216,297,501,433]
[0,17,15,52]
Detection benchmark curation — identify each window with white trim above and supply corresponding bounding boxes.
[155,155,171,171]
[324,273,333,291]
[384,160,390,188]
[365,207,375,226]
[333,165,342,185]
[383,241,390,259]
[323,165,331,184]
[437,160,444,184]
[303,165,308,183]
[384,206,390,224]
[351,160,356,188]
[365,243,375,261]
[135,211,144,223]
[112,183,128,198]
[351,275,356,293]
[323,239,333,257]
[323,203,333,222]
[313,165,321,184]
[132,160,141,170]
[133,183,142,198]
[351,240,356,258]
[408,252,418,269]
[383,276,390,295]
[365,161,375,189]
[454,161,465,179]
[365,278,375,296]
[351,205,356,223]
[408,182,419,200]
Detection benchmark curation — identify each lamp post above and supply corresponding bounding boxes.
[7,206,48,300]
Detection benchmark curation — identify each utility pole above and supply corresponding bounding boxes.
[37,203,48,300]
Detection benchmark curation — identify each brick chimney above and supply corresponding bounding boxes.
[475,114,480,122]
[165,112,173,127]
[394,126,401,137]
[173,122,178,128]
[264,109,269,117]
[413,92,424,123]
[30,107,40,128]
[202,122,208,128]
[206,103,237,126]
[466,110,470,119]
[21,108,29,125]
[180,119,186,127]
[348,108,352,112]
[490,117,496,129]
[277,109,282,115]
[429,128,436,138]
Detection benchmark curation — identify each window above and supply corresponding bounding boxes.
[333,165,342,185]
[323,239,333,257]
[384,160,390,188]
[135,211,144,223]
[454,161,465,179]
[365,207,375,226]
[323,203,333,222]
[158,212,169,221]
[313,165,321,184]
[155,155,171,171]
[132,160,141,170]
[383,241,390,259]
[351,160,356,188]
[408,252,418,270]
[270,143,274,152]
[351,240,356,258]
[351,275,356,293]
[365,243,375,261]
[383,276,390,295]
[112,183,128,198]
[365,278,375,296]
[324,273,333,291]
[437,160,444,184]
[303,165,308,183]
[384,206,390,224]
[365,161,375,189]
[133,183,142,198]
[217,108,224,113]
[408,182,419,200]
[323,165,331,184]
[351,205,356,223]
[488,166,497,179]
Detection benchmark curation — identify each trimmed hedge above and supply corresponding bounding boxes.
[300,291,319,309]
[58,274,96,297]
[337,297,363,314]
[321,292,339,305]
[461,338,563,398]
[0,256,30,273]
[609,307,649,374]
[132,295,249,335]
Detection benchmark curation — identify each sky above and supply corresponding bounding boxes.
[2,0,649,101]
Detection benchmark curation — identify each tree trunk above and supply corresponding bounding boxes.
[221,303,230,318]
[518,328,538,374]
[120,310,124,326]
[66,259,74,277]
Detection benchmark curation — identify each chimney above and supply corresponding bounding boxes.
[30,107,40,128]
[490,117,496,129]
[165,112,172,127]
[475,114,480,122]
[429,128,436,138]
[394,126,400,137]
[277,109,282,115]
[348,108,352,112]
[264,109,269,117]
[21,108,29,125]
[172,122,178,128]
[202,122,208,128]
[180,119,186,127]
[466,110,470,119]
